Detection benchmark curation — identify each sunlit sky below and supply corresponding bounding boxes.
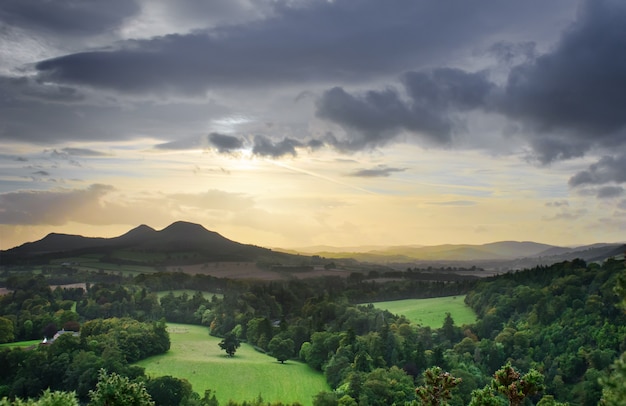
[1,0,626,250]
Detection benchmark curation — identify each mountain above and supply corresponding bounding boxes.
[281,241,625,270]
[1,221,284,264]
[287,241,560,262]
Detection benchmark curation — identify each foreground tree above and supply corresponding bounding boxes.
[219,332,241,357]
[491,363,544,406]
[414,366,462,406]
[88,369,154,406]
[0,389,79,406]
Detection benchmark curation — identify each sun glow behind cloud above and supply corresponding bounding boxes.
[2,0,626,250]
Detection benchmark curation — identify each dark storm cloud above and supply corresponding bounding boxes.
[348,166,406,178]
[0,0,140,36]
[497,0,626,163]
[0,76,84,103]
[569,154,626,187]
[33,0,564,94]
[209,133,244,153]
[0,75,227,143]
[252,135,301,158]
[316,69,493,149]
[596,186,624,199]
[316,0,626,162]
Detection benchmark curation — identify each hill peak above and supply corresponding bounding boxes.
[160,221,212,235]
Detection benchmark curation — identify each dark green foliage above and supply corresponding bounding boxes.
[268,336,294,363]
[415,366,462,406]
[88,369,154,406]
[219,332,241,357]
[145,375,194,406]
[491,363,544,406]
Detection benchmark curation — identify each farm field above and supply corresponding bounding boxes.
[136,323,329,406]
[368,295,476,328]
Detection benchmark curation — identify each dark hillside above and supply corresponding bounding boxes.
[0,221,293,265]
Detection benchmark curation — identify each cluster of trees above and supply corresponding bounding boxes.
[0,317,169,401]
[1,256,625,405]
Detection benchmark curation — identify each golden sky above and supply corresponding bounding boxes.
[1,1,625,250]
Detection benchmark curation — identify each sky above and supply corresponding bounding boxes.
[1,0,626,250]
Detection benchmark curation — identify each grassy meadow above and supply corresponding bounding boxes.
[369,295,476,328]
[136,323,329,406]
[0,339,41,348]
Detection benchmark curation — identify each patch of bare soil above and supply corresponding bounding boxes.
[0,288,11,296]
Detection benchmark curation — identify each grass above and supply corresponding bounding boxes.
[368,295,477,328]
[0,339,41,348]
[136,323,329,406]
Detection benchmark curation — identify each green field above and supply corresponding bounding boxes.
[368,295,477,328]
[0,339,41,348]
[136,324,329,405]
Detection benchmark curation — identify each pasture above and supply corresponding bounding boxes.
[136,323,329,406]
[368,295,476,328]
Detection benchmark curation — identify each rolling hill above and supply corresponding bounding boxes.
[1,221,291,265]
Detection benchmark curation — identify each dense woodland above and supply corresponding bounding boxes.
[0,257,625,405]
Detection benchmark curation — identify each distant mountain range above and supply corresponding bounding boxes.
[2,221,624,271]
[282,240,626,270]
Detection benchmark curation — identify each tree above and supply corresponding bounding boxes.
[218,332,241,357]
[415,366,462,406]
[0,389,79,406]
[0,317,14,344]
[145,375,193,406]
[468,385,507,406]
[491,363,544,406]
[268,336,295,364]
[88,369,154,406]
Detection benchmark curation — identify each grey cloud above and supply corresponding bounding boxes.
[429,200,477,206]
[498,0,626,162]
[317,86,452,150]
[596,186,624,199]
[209,133,244,153]
[0,184,113,225]
[33,0,567,94]
[155,135,209,151]
[0,76,227,143]
[402,68,493,112]
[31,171,50,176]
[316,69,493,149]
[0,0,140,36]
[0,76,84,104]
[316,0,626,162]
[569,154,626,187]
[619,200,626,211]
[252,135,301,158]
[62,148,108,157]
[542,208,588,221]
[487,41,537,65]
[545,200,569,207]
[348,166,406,178]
